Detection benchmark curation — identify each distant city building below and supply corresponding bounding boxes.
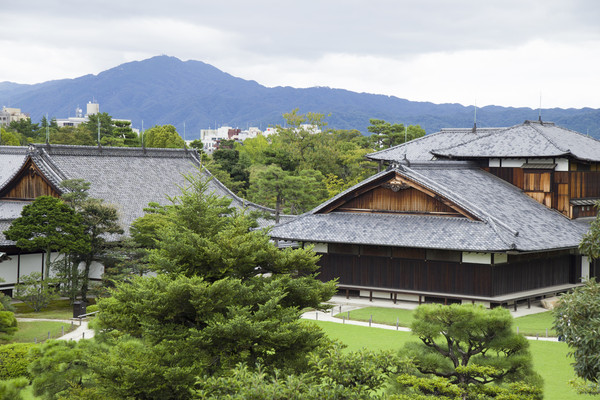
[55,101,138,134]
[198,124,320,154]
[0,107,29,126]
[200,126,267,154]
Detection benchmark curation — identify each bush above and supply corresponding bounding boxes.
[85,304,98,314]
[0,343,38,379]
[0,377,29,400]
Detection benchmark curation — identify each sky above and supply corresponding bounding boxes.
[1,0,599,109]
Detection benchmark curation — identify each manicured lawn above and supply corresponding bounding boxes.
[338,306,557,337]
[14,298,95,320]
[9,320,76,343]
[312,320,586,400]
[334,306,415,328]
[512,311,556,337]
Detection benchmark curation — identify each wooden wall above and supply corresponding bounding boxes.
[318,249,575,297]
[487,167,600,218]
[0,162,59,200]
[339,186,463,216]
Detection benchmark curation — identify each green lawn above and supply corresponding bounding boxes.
[337,306,557,337]
[312,320,585,400]
[9,320,75,343]
[334,306,415,328]
[13,298,95,320]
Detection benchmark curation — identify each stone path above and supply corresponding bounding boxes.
[16,318,95,342]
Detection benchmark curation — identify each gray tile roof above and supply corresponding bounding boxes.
[0,144,275,246]
[0,201,28,246]
[366,127,502,162]
[368,121,600,163]
[270,162,588,252]
[0,146,29,188]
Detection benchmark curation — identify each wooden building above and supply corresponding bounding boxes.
[0,144,272,294]
[270,121,597,307]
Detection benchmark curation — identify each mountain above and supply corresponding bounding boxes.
[1,55,599,140]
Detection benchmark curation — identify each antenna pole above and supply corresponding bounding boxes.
[539,92,542,122]
[472,100,477,133]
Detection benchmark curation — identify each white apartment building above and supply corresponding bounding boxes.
[0,107,29,126]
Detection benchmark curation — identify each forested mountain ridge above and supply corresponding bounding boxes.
[1,55,599,138]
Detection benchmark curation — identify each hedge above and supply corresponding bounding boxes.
[0,343,38,379]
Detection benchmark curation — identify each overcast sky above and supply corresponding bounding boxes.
[1,0,599,108]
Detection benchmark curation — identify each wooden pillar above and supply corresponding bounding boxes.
[345,289,349,299]
[369,291,373,302]
[393,293,397,304]
[527,298,531,309]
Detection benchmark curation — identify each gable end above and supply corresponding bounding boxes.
[0,158,62,200]
[319,173,479,220]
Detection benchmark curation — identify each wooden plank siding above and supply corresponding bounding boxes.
[485,167,524,188]
[339,186,463,216]
[486,167,600,218]
[317,249,575,297]
[0,160,60,200]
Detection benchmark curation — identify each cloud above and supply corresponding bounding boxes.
[1,0,599,108]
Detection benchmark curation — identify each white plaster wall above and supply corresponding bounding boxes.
[489,158,501,167]
[556,158,569,171]
[19,253,44,277]
[0,256,18,284]
[311,243,328,253]
[88,261,104,280]
[462,252,492,264]
[501,158,526,168]
[582,256,590,281]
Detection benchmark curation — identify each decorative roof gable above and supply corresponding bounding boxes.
[316,169,479,220]
[0,156,62,200]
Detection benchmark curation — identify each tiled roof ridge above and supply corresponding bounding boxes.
[29,153,64,191]
[430,128,504,155]
[33,143,200,158]
[399,165,520,238]
[327,211,485,223]
[439,127,503,132]
[365,130,449,159]
[35,148,69,183]
[366,127,506,160]
[527,122,570,154]
[0,146,28,155]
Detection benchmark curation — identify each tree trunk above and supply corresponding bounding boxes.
[80,257,92,302]
[44,246,51,280]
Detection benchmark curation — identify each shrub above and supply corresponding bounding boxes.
[85,304,98,314]
[0,377,29,400]
[0,343,38,379]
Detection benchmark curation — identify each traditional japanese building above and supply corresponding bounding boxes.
[0,144,272,293]
[270,120,598,308]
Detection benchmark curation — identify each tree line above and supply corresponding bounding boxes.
[0,113,185,148]
[204,110,426,219]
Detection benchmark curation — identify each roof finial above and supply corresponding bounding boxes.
[472,100,477,133]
